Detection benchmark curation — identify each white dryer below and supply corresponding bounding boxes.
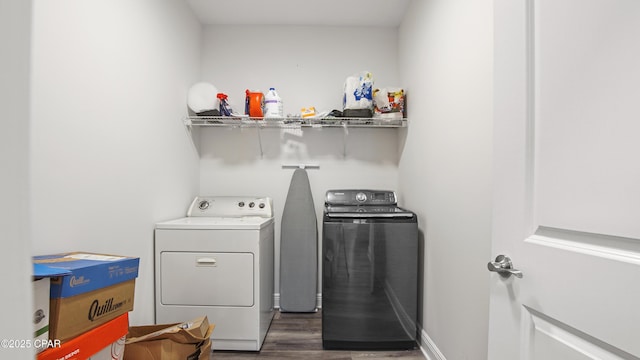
[155,196,274,351]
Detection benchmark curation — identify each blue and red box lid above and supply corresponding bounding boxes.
[33,252,139,298]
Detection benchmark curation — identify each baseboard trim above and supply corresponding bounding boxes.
[419,327,446,360]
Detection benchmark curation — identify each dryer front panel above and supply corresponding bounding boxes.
[160,251,254,306]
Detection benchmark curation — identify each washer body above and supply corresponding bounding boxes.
[322,190,418,350]
[155,197,274,351]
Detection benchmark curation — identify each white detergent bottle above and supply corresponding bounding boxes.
[264,87,283,118]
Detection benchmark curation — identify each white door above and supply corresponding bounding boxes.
[488,0,640,359]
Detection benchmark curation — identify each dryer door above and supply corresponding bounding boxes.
[160,251,254,306]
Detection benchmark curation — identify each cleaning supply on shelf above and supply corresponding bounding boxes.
[343,71,374,118]
[301,107,316,118]
[264,87,284,118]
[217,93,233,116]
[373,88,405,119]
[245,89,264,118]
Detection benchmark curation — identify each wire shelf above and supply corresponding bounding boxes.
[185,116,407,128]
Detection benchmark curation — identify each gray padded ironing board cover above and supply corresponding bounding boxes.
[279,168,318,312]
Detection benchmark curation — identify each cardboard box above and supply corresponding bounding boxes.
[33,278,50,354]
[124,316,214,360]
[38,313,128,360]
[33,252,140,298]
[50,279,135,341]
[33,252,139,342]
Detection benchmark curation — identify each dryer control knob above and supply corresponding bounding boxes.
[238,201,245,207]
[198,200,210,211]
[356,192,367,202]
[259,203,265,209]
[249,202,255,208]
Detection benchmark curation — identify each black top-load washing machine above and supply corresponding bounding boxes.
[322,189,418,350]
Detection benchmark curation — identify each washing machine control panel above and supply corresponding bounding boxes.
[187,196,273,217]
[325,190,397,206]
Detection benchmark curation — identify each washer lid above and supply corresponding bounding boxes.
[324,205,415,218]
[155,216,273,230]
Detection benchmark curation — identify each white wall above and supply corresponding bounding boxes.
[398,0,493,359]
[198,25,402,305]
[0,0,34,358]
[200,25,401,115]
[30,0,202,325]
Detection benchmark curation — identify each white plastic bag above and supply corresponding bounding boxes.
[373,87,405,118]
[343,71,374,110]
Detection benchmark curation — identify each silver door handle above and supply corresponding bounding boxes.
[487,255,523,278]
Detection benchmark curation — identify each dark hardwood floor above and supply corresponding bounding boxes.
[212,311,425,359]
